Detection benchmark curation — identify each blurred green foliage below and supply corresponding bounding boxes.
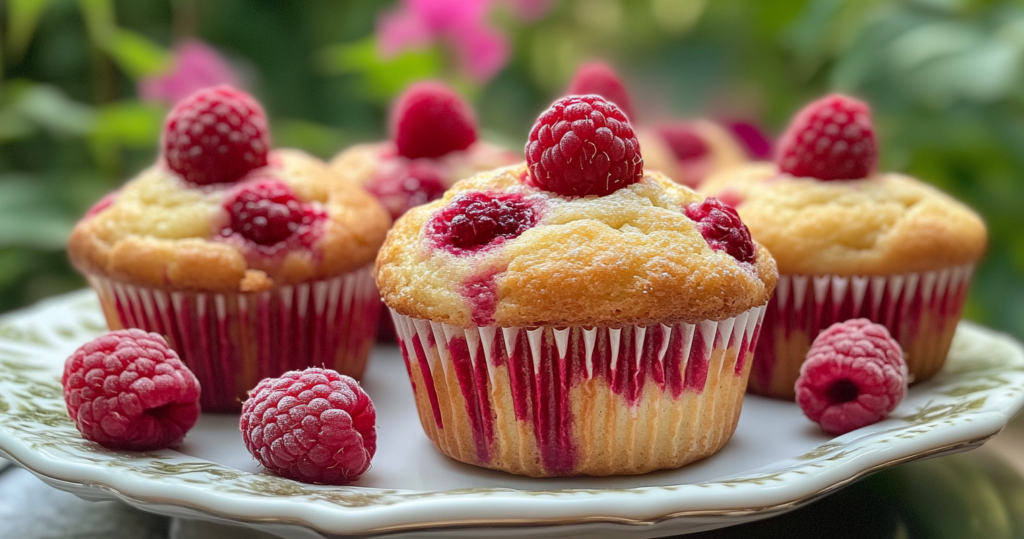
[1,0,1023,342]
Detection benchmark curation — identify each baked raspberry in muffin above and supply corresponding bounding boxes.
[376,95,777,477]
[68,86,391,412]
[701,94,987,400]
[565,61,751,188]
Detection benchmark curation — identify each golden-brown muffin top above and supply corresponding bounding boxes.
[330,141,520,189]
[376,163,776,328]
[700,163,987,275]
[68,149,390,292]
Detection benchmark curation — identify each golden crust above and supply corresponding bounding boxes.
[376,163,777,328]
[700,163,988,275]
[68,149,391,292]
[329,141,521,188]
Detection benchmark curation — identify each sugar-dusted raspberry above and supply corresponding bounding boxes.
[427,191,538,254]
[221,178,325,250]
[776,94,877,181]
[684,197,756,264]
[655,123,710,161]
[163,86,270,186]
[390,82,477,160]
[566,61,636,121]
[796,319,907,436]
[62,329,200,451]
[365,159,447,220]
[526,95,643,197]
[239,368,376,485]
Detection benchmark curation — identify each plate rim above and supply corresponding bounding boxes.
[1,290,1022,537]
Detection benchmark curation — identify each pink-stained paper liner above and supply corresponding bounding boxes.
[751,264,974,400]
[87,267,380,412]
[390,304,766,477]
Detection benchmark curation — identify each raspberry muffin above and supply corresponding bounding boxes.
[330,81,519,220]
[701,94,987,399]
[331,82,519,340]
[377,95,777,477]
[68,86,390,412]
[566,61,751,188]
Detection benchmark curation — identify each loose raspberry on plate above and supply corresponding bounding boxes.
[776,94,877,181]
[526,95,643,197]
[427,191,538,254]
[62,329,200,451]
[795,319,907,435]
[390,81,478,160]
[239,368,376,485]
[365,160,447,220]
[221,178,325,250]
[163,85,270,186]
[655,123,710,161]
[684,197,756,264]
[566,61,636,121]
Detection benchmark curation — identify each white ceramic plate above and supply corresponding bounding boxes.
[1,291,1022,538]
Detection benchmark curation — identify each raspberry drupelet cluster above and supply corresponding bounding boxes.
[776,94,877,181]
[795,319,907,435]
[240,368,377,485]
[163,86,270,186]
[526,95,643,197]
[62,329,201,451]
[428,192,538,254]
[684,197,756,264]
[220,178,325,252]
[390,81,478,160]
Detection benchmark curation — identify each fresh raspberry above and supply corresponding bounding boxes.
[796,319,907,436]
[684,197,756,263]
[239,368,376,485]
[427,191,538,254]
[655,123,710,161]
[526,95,643,197]
[776,94,877,181]
[365,159,447,220]
[221,178,325,251]
[163,86,270,186]
[390,82,477,159]
[566,61,636,121]
[62,329,200,451]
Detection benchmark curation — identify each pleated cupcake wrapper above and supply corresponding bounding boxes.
[390,304,766,477]
[751,264,975,400]
[87,267,381,412]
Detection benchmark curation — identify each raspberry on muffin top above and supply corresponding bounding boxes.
[68,86,390,293]
[376,95,776,328]
[700,93,987,276]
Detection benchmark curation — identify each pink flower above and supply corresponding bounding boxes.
[376,0,513,82]
[139,40,242,103]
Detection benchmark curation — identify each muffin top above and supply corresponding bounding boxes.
[376,163,776,328]
[330,140,518,201]
[700,163,987,275]
[700,94,986,276]
[68,87,389,293]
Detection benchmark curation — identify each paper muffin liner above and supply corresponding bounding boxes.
[390,305,766,477]
[87,267,380,412]
[750,264,975,400]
